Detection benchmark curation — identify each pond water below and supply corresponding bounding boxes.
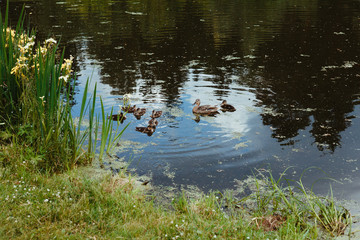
[3,0,360,200]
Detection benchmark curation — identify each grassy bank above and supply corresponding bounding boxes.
[0,146,353,239]
[0,3,354,239]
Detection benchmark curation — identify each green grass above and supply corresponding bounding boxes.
[0,162,352,239]
[0,140,353,239]
[239,169,352,238]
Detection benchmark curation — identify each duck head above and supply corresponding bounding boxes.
[193,99,201,106]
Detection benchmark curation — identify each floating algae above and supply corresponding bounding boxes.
[163,163,176,180]
[232,132,244,140]
[113,140,157,155]
[168,106,185,118]
[234,140,252,150]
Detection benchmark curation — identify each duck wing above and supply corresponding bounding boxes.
[197,105,218,111]
[109,113,126,122]
[122,106,136,113]
[221,104,236,112]
[196,109,220,115]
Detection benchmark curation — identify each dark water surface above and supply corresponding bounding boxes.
[3,0,360,199]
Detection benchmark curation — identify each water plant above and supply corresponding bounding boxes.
[0,2,126,172]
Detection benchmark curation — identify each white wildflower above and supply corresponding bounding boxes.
[45,38,57,45]
[28,36,36,42]
[123,93,132,99]
[24,41,35,50]
[59,75,69,83]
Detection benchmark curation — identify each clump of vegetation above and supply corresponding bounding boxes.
[236,169,352,238]
[0,2,126,173]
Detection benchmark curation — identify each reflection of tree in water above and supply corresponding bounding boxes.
[82,0,246,105]
[5,0,360,151]
[252,2,360,152]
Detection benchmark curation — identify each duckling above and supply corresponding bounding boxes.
[148,118,158,127]
[122,105,136,113]
[135,125,156,136]
[108,112,127,123]
[150,110,162,118]
[220,100,236,112]
[192,99,219,115]
[133,108,146,120]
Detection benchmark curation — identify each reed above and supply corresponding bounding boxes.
[0,1,26,122]
[0,2,126,172]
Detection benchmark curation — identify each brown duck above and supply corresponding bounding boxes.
[148,118,158,127]
[133,108,146,120]
[108,112,126,123]
[220,100,236,112]
[122,105,137,113]
[192,99,219,116]
[150,110,162,118]
[135,125,156,136]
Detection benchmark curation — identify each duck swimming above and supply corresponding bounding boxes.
[135,125,156,136]
[220,100,236,112]
[108,112,126,123]
[148,118,158,127]
[192,99,219,115]
[133,108,146,120]
[122,105,137,113]
[150,110,162,118]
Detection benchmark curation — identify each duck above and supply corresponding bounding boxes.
[122,105,137,113]
[148,118,158,127]
[192,99,219,115]
[135,125,156,136]
[133,108,146,120]
[108,112,127,123]
[150,110,162,118]
[220,100,236,112]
